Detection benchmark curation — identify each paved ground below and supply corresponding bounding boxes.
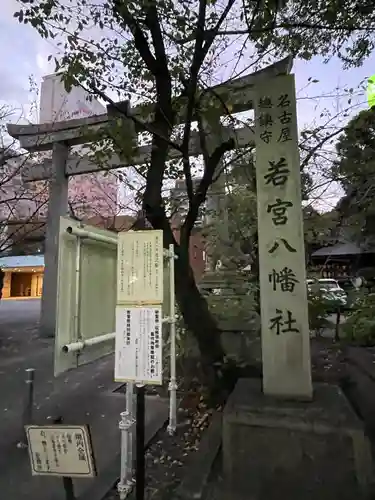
[0,299,53,443]
[0,298,43,354]
[0,299,168,500]
[0,297,41,323]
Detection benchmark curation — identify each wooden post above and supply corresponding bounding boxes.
[40,143,69,338]
[254,74,312,400]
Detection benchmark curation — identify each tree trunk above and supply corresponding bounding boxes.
[141,204,225,387]
[174,249,224,384]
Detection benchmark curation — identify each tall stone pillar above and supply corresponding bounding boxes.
[254,74,312,399]
[40,143,69,337]
[222,71,372,500]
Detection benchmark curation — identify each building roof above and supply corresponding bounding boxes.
[311,242,375,257]
[0,254,45,269]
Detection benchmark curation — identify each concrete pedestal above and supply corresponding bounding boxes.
[223,379,373,500]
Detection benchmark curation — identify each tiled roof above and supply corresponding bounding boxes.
[311,243,375,257]
[0,254,45,269]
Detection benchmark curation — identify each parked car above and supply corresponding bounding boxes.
[319,278,347,307]
[307,278,347,310]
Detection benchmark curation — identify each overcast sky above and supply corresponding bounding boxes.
[2,0,375,209]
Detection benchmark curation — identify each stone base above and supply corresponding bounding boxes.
[223,379,373,500]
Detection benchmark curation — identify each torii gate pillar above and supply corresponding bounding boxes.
[40,143,69,337]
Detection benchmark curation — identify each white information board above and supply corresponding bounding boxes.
[114,306,163,385]
[254,74,312,399]
[117,230,163,305]
[25,425,96,477]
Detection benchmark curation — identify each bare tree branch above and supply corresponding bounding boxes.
[169,22,375,45]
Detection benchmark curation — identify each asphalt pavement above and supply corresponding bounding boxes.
[0,299,168,500]
[0,298,44,354]
[0,299,53,443]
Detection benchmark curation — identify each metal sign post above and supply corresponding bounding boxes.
[125,382,134,482]
[135,384,146,500]
[118,382,135,500]
[115,230,164,499]
[52,417,76,500]
[17,368,35,449]
[114,232,178,497]
[126,382,135,480]
[166,244,177,435]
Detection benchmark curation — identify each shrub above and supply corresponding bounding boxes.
[342,293,375,344]
[308,291,333,336]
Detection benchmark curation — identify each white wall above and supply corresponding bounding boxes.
[39,73,105,124]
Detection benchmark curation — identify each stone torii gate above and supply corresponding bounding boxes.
[8,56,373,500]
[7,55,313,399]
